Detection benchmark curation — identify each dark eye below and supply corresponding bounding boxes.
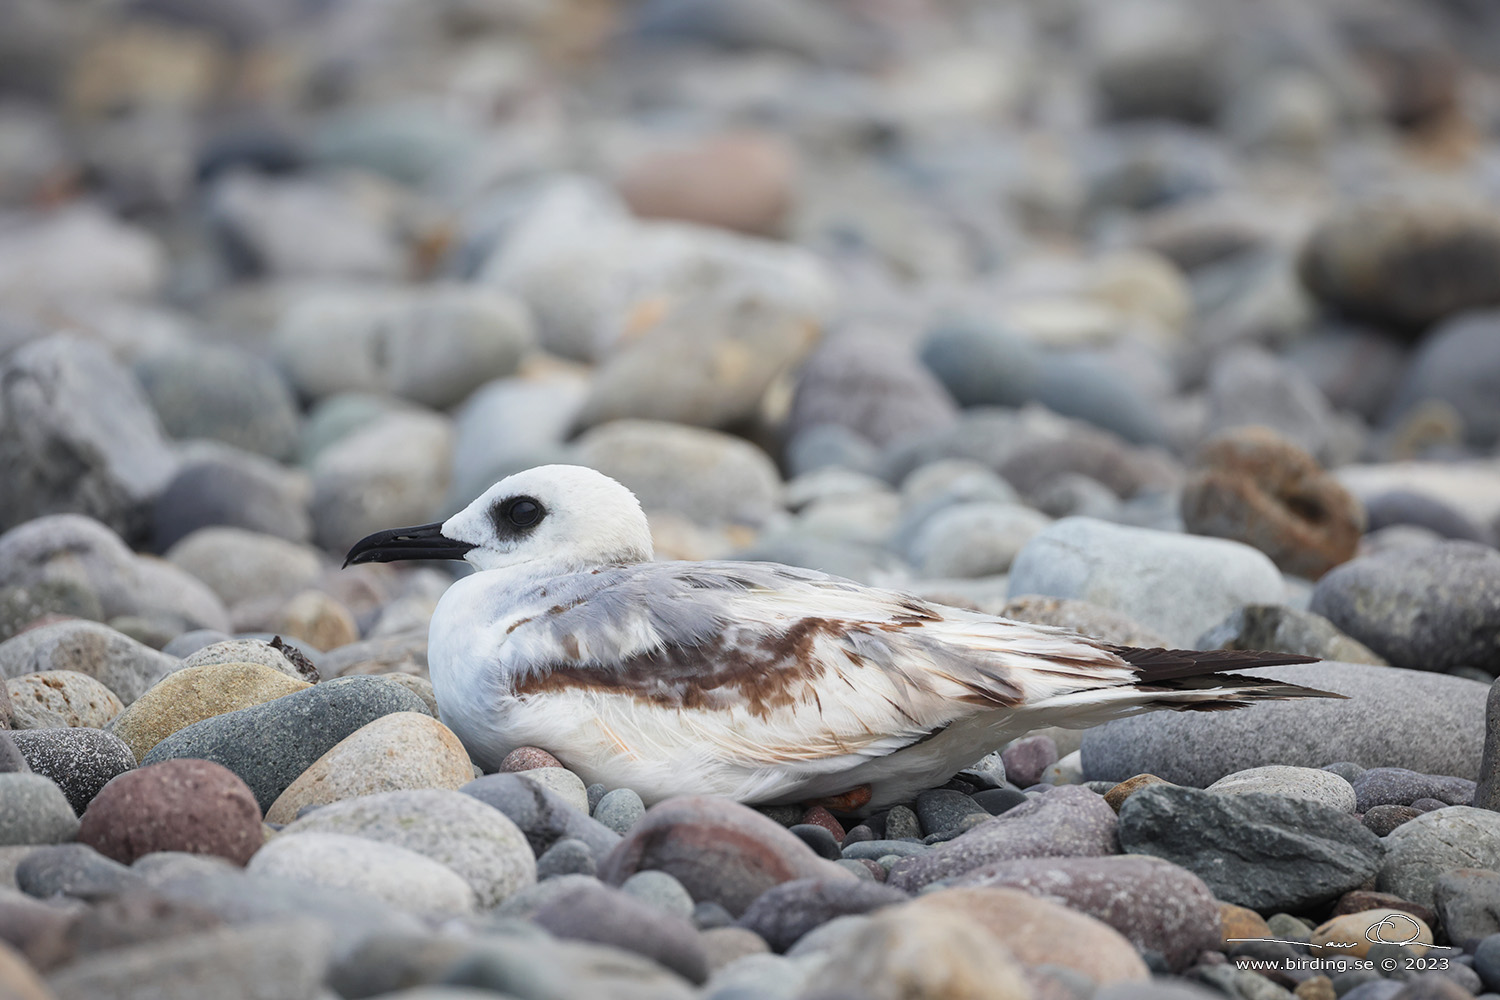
[504,497,543,528]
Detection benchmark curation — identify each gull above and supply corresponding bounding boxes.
[344,464,1327,811]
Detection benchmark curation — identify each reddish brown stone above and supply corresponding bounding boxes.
[77,759,263,866]
[500,746,563,772]
[1181,427,1364,579]
[1333,889,1436,927]
[597,796,857,917]
[798,806,845,843]
[807,785,872,813]
[1104,774,1171,813]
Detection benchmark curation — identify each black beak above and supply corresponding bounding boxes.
[343,522,475,568]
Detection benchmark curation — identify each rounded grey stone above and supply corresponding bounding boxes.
[1310,542,1500,674]
[593,787,645,836]
[0,336,177,543]
[574,419,783,528]
[0,773,80,845]
[152,447,313,550]
[281,789,536,908]
[1008,516,1286,647]
[274,284,533,409]
[1118,785,1381,912]
[134,342,300,460]
[16,842,142,900]
[1197,604,1386,666]
[1081,662,1489,786]
[1207,765,1358,813]
[141,675,430,811]
[461,772,620,860]
[310,410,455,555]
[0,514,225,632]
[1034,351,1169,447]
[248,832,478,916]
[919,321,1041,409]
[535,838,596,880]
[886,786,1118,891]
[905,502,1050,579]
[44,917,333,1000]
[787,330,959,450]
[0,620,182,704]
[620,870,695,921]
[1386,310,1500,450]
[529,877,709,984]
[1379,807,1500,908]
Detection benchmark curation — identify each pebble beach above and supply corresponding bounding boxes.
[4,0,1500,998]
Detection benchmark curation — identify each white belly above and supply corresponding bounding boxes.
[423,570,1023,811]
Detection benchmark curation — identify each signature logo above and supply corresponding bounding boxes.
[1226,910,1440,952]
[1365,912,1425,947]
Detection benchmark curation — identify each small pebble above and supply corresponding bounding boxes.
[788,824,841,861]
[973,786,1029,815]
[883,806,921,841]
[797,806,845,842]
[1365,805,1424,837]
[694,901,736,930]
[620,870,695,921]
[594,787,645,836]
[0,773,79,844]
[1001,734,1060,788]
[914,789,986,836]
[535,838,596,879]
[500,746,563,772]
[1105,773,1172,812]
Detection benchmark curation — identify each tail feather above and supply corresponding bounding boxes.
[1128,669,1343,712]
[1108,645,1339,711]
[1108,645,1321,681]
[1022,647,1341,728]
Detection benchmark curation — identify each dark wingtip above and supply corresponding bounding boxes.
[1111,646,1322,682]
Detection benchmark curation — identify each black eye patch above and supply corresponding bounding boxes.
[491,495,546,537]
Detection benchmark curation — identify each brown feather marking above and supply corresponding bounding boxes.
[514,618,848,721]
[505,616,533,635]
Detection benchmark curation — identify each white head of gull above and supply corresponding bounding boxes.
[344,464,1330,813]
